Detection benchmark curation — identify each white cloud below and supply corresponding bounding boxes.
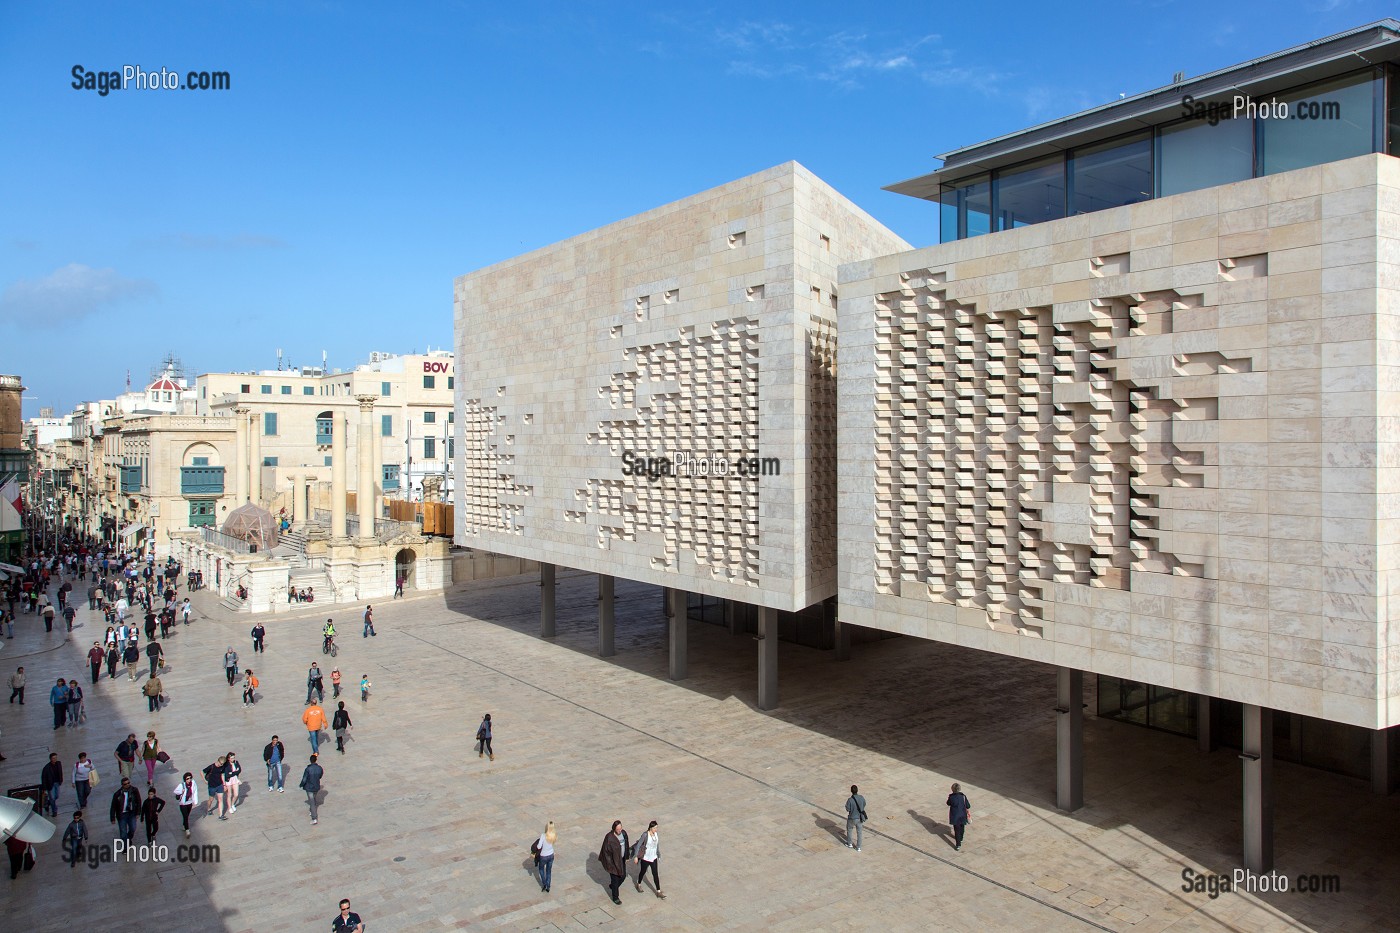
[0,263,158,325]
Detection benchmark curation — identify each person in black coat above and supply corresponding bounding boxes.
[140,787,165,843]
[109,778,141,844]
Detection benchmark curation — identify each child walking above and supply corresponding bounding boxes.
[360,674,371,702]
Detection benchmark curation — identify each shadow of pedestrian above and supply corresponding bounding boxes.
[812,812,844,842]
[521,855,539,880]
[585,852,611,890]
[908,809,950,843]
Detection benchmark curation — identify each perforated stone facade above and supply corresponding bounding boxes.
[455,162,909,610]
[838,153,1400,729]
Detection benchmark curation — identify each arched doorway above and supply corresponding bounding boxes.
[394,548,417,592]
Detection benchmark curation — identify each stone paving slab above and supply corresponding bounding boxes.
[0,569,1395,931]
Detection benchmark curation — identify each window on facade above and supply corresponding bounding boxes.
[240,384,250,393]
[264,412,278,436]
[939,174,990,242]
[192,456,209,466]
[447,410,454,423]
[423,411,436,424]
[263,457,278,466]
[423,375,435,389]
[447,376,454,390]
[1157,115,1254,196]
[1262,69,1378,176]
[1071,132,1152,215]
[381,381,391,396]
[281,385,291,395]
[447,437,454,460]
[260,385,272,394]
[315,416,333,445]
[382,464,401,490]
[424,437,436,460]
[381,414,392,436]
[303,386,314,396]
[994,156,1065,230]
[324,455,332,466]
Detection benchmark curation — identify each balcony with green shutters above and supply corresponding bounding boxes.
[180,465,225,496]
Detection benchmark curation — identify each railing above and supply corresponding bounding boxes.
[201,525,251,554]
[310,508,417,542]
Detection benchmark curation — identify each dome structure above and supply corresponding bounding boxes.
[221,502,279,551]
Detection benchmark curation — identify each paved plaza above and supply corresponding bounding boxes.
[0,570,1396,932]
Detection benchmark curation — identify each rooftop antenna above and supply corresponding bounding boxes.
[277,348,283,371]
[125,369,131,392]
[1172,71,1185,84]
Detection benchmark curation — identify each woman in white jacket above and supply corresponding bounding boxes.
[173,772,198,838]
[633,820,665,898]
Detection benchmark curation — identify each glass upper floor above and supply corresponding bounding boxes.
[936,65,1393,242]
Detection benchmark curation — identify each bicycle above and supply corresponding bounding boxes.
[322,635,338,657]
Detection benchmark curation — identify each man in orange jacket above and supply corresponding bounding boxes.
[302,699,327,754]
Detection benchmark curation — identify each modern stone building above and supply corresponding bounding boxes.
[839,20,1400,871]
[454,162,909,701]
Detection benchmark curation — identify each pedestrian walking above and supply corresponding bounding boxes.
[947,783,972,851]
[114,733,138,781]
[105,641,120,679]
[66,680,84,726]
[332,899,364,933]
[63,603,76,633]
[173,773,198,837]
[41,753,63,816]
[330,667,341,699]
[49,678,69,730]
[146,639,164,678]
[393,575,404,598]
[141,732,163,786]
[299,754,323,825]
[87,583,98,610]
[263,735,286,792]
[844,784,867,851]
[141,787,165,844]
[203,756,228,820]
[476,713,493,760]
[180,597,192,625]
[332,701,352,754]
[7,666,23,704]
[307,662,324,703]
[633,820,665,898]
[242,670,259,706]
[362,604,375,637]
[250,622,265,653]
[109,777,141,844]
[123,641,140,681]
[143,674,164,712]
[72,752,96,810]
[60,812,86,869]
[599,820,630,906]
[223,647,239,686]
[223,751,242,813]
[303,699,327,754]
[533,821,556,892]
[87,642,104,684]
[360,674,371,703]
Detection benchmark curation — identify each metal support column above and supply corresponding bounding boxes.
[598,574,615,658]
[667,588,687,680]
[540,563,556,638]
[1241,704,1274,873]
[757,606,778,710]
[1372,727,1391,796]
[1056,667,1083,812]
[1198,695,1215,753]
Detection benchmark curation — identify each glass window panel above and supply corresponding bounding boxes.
[994,157,1064,231]
[1262,70,1378,176]
[939,174,990,241]
[1158,116,1254,197]
[1071,132,1152,215]
[263,412,277,435]
[303,386,314,395]
[424,437,436,460]
[381,414,392,436]
[423,411,436,424]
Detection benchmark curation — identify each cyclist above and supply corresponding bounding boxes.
[322,619,337,655]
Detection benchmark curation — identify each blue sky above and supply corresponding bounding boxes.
[1,0,1393,416]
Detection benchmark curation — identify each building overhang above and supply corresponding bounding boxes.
[887,19,1400,200]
